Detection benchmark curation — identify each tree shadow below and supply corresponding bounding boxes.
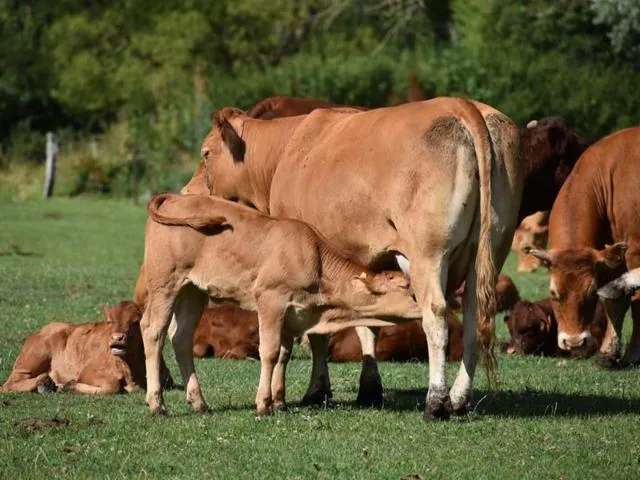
[378,387,640,417]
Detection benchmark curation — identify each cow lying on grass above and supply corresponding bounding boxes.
[448,274,520,313]
[323,310,464,363]
[193,304,259,360]
[502,298,606,357]
[1,301,174,394]
[141,193,422,417]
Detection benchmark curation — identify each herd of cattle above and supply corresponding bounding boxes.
[2,95,640,422]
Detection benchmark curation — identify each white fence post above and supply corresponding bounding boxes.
[43,132,59,199]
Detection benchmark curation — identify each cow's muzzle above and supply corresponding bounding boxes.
[110,333,127,356]
[558,331,591,351]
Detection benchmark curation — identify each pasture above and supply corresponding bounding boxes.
[1,197,639,479]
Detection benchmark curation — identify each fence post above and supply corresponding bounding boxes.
[43,132,59,199]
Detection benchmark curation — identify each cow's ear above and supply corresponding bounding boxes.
[547,124,568,155]
[213,108,246,163]
[522,246,552,267]
[596,242,627,271]
[103,305,113,323]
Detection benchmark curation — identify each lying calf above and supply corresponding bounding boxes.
[448,274,520,313]
[1,301,174,394]
[325,310,463,363]
[193,305,259,360]
[502,298,606,357]
[142,193,421,416]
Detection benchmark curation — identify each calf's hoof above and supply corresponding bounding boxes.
[301,389,333,407]
[59,381,76,393]
[150,405,168,417]
[191,402,210,414]
[256,405,273,417]
[37,376,57,394]
[273,401,287,412]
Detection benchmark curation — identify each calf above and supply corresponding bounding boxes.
[142,193,422,416]
[326,310,464,363]
[502,298,606,357]
[511,211,549,272]
[1,301,174,394]
[193,305,259,360]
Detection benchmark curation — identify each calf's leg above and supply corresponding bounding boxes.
[169,284,208,413]
[271,334,294,411]
[255,295,286,416]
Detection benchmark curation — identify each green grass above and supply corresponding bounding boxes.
[1,197,639,479]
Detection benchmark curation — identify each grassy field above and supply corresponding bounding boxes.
[1,197,639,479]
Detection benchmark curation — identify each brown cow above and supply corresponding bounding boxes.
[187,97,524,421]
[247,95,359,120]
[502,298,606,357]
[326,310,464,363]
[1,301,174,394]
[511,211,549,272]
[141,193,422,417]
[193,305,259,360]
[525,126,640,368]
[449,274,520,313]
[518,117,589,221]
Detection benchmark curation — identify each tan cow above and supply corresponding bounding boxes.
[141,193,422,416]
[1,301,174,394]
[525,127,640,368]
[185,97,523,420]
[511,211,549,272]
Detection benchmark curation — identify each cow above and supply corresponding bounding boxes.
[502,298,606,357]
[185,96,524,421]
[140,193,422,417]
[449,274,520,313]
[525,126,640,368]
[0,301,174,394]
[193,305,259,360]
[511,211,549,272]
[326,309,464,363]
[247,95,360,120]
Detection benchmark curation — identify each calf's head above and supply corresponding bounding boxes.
[503,300,554,355]
[525,242,626,352]
[345,271,422,319]
[104,301,143,357]
[182,107,249,198]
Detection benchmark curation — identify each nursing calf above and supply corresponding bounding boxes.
[142,193,421,416]
[1,301,173,394]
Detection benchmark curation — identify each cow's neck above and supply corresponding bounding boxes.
[242,116,305,214]
[548,174,609,250]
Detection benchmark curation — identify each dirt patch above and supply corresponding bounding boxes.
[17,417,70,434]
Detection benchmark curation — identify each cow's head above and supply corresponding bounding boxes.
[503,300,554,355]
[525,242,627,352]
[182,107,248,197]
[519,117,589,217]
[347,271,422,320]
[104,301,143,357]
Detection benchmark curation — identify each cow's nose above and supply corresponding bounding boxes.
[112,333,126,343]
[201,147,210,160]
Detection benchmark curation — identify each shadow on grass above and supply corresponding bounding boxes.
[378,387,640,418]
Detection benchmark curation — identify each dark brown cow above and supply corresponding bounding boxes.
[525,126,640,367]
[518,117,590,222]
[193,305,259,360]
[502,298,606,357]
[449,274,520,313]
[1,301,174,394]
[326,309,464,363]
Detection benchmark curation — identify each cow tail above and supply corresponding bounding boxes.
[460,101,498,389]
[147,193,227,230]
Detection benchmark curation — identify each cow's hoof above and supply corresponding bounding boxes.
[150,406,168,417]
[594,353,622,370]
[191,403,210,414]
[273,401,287,412]
[255,405,273,417]
[37,376,57,394]
[301,389,332,407]
[423,388,451,421]
[59,381,76,393]
[451,400,472,417]
[355,385,384,408]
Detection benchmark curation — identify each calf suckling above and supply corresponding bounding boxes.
[1,301,174,394]
[141,193,422,417]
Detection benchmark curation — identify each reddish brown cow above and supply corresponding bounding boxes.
[327,310,464,363]
[1,301,174,394]
[449,274,520,313]
[193,305,259,360]
[525,126,640,368]
[247,96,360,120]
[502,298,606,357]
[511,211,549,272]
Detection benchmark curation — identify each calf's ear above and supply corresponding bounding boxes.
[522,246,552,267]
[596,242,627,270]
[103,305,113,323]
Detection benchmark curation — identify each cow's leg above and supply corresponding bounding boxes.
[621,298,640,365]
[1,372,55,393]
[63,379,122,395]
[141,292,175,416]
[271,334,294,411]
[255,295,286,416]
[414,261,450,421]
[355,326,383,407]
[301,333,333,405]
[169,284,208,413]
[449,270,479,415]
[596,297,628,369]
